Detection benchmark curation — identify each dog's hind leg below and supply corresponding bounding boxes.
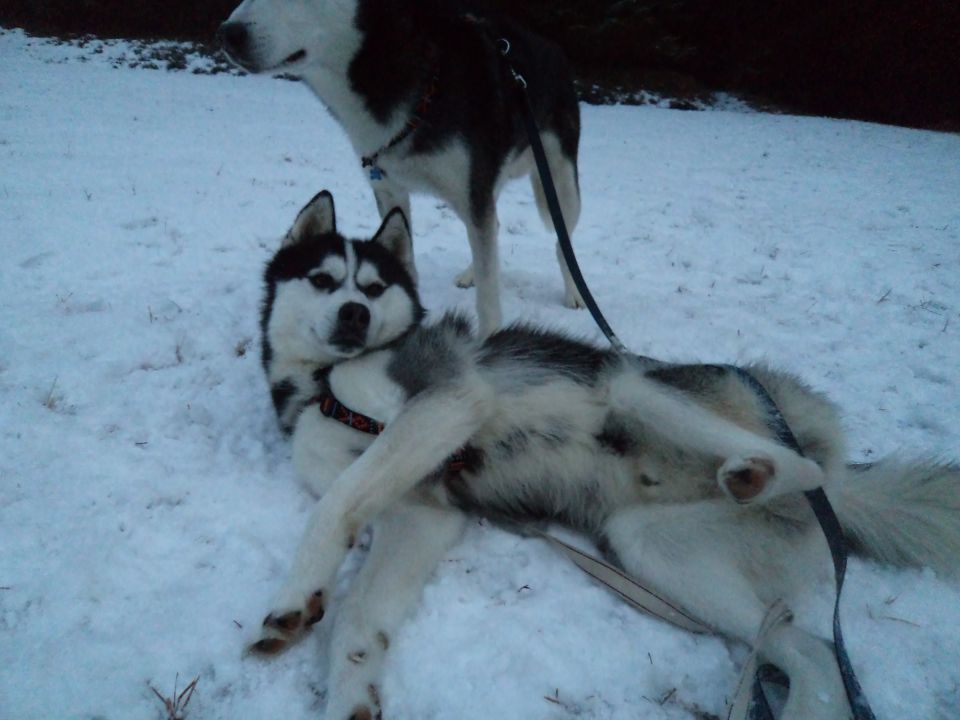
[324,498,466,720]
[531,133,585,309]
[610,371,825,502]
[603,502,851,720]
[372,181,416,282]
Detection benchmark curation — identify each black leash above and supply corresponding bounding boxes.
[731,367,877,720]
[484,33,627,354]
[489,28,876,720]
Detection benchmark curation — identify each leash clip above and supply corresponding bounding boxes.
[498,37,511,56]
[510,68,527,89]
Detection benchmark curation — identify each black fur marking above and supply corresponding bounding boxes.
[260,321,274,373]
[595,431,630,456]
[312,366,332,386]
[646,364,730,393]
[495,428,529,459]
[479,325,614,386]
[352,238,421,304]
[271,379,297,430]
[444,478,555,526]
[534,422,570,447]
[387,313,472,398]
[265,233,346,284]
[595,412,638,456]
[493,424,567,460]
[259,275,278,375]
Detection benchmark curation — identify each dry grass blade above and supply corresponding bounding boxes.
[177,677,199,713]
[149,674,200,720]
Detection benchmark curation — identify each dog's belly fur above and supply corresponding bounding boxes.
[444,377,727,535]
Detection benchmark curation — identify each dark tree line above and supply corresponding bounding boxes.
[1,0,235,41]
[2,0,957,130]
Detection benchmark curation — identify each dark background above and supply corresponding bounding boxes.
[2,0,957,130]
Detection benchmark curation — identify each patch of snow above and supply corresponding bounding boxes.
[1,27,959,720]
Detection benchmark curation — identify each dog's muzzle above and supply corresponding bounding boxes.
[217,22,307,73]
[330,302,371,352]
[218,22,253,66]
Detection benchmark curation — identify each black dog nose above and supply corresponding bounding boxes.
[218,22,249,56]
[338,302,370,331]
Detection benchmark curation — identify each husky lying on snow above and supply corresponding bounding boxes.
[253,191,960,720]
[220,0,585,336]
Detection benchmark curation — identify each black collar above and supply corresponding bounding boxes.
[360,71,440,179]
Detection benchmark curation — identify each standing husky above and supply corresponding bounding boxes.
[252,191,960,720]
[220,0,585,336]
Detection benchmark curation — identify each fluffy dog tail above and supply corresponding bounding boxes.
[826,459,960,578]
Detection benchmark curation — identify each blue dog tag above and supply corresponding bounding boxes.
[369,166,384,181]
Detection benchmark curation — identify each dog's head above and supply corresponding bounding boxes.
[218,0,358,75]
[262,190,423,371]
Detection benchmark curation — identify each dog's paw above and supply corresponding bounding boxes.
[247,589,326,655]
[454,264,475,288]
[326,631,391,719]
[718,456,775,503]
[347,685,383,720]
[719,452,825,504]
[350,684,383,720]
[348,706,380,720]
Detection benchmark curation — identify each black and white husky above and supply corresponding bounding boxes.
[220,0,584,337]
[254,191,960,720]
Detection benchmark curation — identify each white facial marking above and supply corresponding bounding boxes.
[356,261,384,288]
[313,255,348,284]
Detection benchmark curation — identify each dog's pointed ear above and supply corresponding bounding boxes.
[284,190,336,246]
[372,208,414,270]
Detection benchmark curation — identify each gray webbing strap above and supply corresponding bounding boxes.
[726,601,793,720]
[533,529,714,635]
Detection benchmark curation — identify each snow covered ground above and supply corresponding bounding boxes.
[2,28,959,720]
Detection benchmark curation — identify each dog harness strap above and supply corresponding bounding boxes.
[728,367,877,720]
[361,72,440,177]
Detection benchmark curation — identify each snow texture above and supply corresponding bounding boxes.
[1,28,959,720]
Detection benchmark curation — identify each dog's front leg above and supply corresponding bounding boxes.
[324,498,467,720]
[251,378,492,653]
[463,210,502,336]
